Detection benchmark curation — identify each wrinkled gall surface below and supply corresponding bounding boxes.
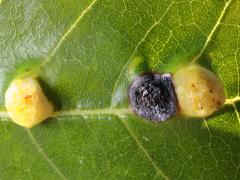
[128,73,178,122]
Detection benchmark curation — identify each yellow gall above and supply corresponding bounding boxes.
[5,77,54,128]
[173,64,226,118]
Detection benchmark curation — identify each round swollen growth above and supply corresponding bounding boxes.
[128,73,178,122]
[5,77,54,128]
[173,64,226,118]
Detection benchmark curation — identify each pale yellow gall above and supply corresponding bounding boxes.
[5,77,54,128]
[173,64,226,118]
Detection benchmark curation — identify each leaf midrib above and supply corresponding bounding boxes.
[0,96,238,120]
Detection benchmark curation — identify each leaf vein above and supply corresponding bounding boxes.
[26,129,67,180]
[0,95,240,120]
[235,29,240,95]
[192,0,234,63]
[203,120,217,163]
[110,1,175,106]
[39,0,97,69]
[232,103,240,125]
[118,118,169,180]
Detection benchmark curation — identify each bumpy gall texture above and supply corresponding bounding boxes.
[128,73,178,122]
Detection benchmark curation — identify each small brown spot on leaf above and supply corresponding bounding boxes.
[25,95,33,104]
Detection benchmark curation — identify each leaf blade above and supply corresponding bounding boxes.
[0,0,240,179]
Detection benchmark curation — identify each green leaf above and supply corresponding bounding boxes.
[0,0,240,179]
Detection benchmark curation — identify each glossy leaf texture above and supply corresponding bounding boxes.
[0,0,240,179]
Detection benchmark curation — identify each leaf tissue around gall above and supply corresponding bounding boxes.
[128,73,178,122]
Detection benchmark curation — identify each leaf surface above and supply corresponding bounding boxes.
[0,0,240,179]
